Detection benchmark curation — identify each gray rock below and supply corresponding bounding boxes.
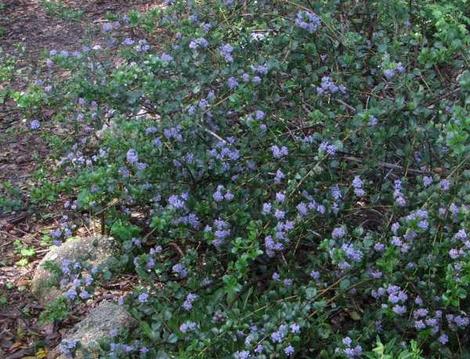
[31,236,117,304]
[57,301,136,359]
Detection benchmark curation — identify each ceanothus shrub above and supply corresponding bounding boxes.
[22,0,469,357]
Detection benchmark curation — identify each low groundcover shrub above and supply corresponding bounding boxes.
[19,0,469,357]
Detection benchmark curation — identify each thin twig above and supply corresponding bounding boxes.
[169,242,185,257]
[335,98,356,112]
[342,155,433,175]
[0,231,19,247]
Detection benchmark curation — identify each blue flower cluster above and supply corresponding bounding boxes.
[295,10,321,33]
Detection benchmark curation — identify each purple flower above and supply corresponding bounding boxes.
[145,127,157,135]
[370,269,383,279]
[168,193,187,209]
[122,38,135,46]
[262,202,272,215]
[72,278,81,288]
[255,110,265,120]
[274,209,285,220]
[163,126,183,141]
[102,23,113,32]
[180,321,198,333]
[418,220,429,230]
[126,149,139,164]
[422,176,433,187]
[295,10,321,33]
[438,334,449,345]
[290,323,300,333]
[449,248,461,259]
[352,176,366,197]
[189,37,209,49]
[79,290,91,300]
[393,179,407,207]
[172,263,188,278]
[455,229,467,241]
[227,77,239,89]
[413,308,429,319]
[131,238,142,247]
[316,76,346,96]
[30,119,41,130]
[440,179,451,191]
[138,292,149,303]
[149,246,162,256]
[319,141,337,155]
[271,145,288,159]
[384,69,396,80]
[392,304,407,315]
[251,64,268,75]
[202,22,212,32]
[414,297,423,306]
[384,63,405,80]
[343,337,353,347]
[213,190,224,202]
[135,40,150,52]
[284,345,295,356]
[161,53,173,62]
[182,293,198,311]
[251,32,267,41]
[341,243,363,262]
[252,76,261,84]
[297,202,309,217]
[310,270,320,280]
[254,344,264,353]
[59,339,78,356]
[219,43,234,63]
[343,345,363,358]
[212,218,231,242]
[234,351,250,359]
[271,324,288,343]
[197,99,208,110]
[274,169,285,183]
[369,116,378,126]
[146,257,155,269]
[276,192,286,203]
[453,315,469,328]
[269,235,284,252]
[84,276,93,286]
[415,320,426,330]
[65,288,77,300]
[332,226,346,239]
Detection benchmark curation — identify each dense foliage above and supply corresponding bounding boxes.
[13,0,470,357]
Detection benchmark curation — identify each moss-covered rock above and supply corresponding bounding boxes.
[57,300,136,359]
[31,236,117,305]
